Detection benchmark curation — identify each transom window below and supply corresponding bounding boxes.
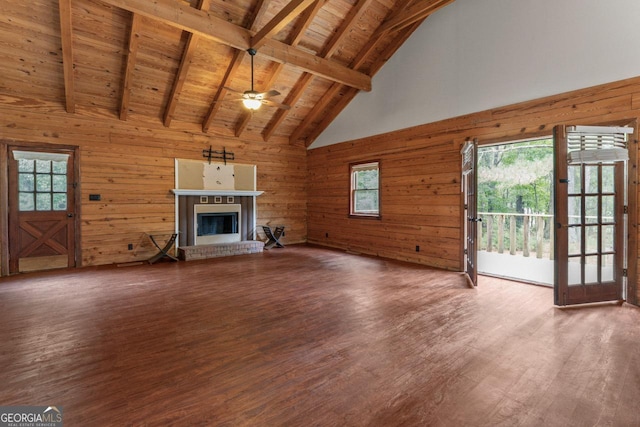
[350,161,380,217]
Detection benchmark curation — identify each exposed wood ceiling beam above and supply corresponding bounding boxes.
[120,13,142,121]
[236,0,325,138]
[100,0,371,91]
[251,0,316,50]
[163,0,210,127]
[264,0,373,140]
[303,21,423,146]
[58,0,76,113]
[375,0,454,35]
[202,0,268,133]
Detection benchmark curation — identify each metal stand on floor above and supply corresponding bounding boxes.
[148,233,179,264]
[261,225,285,249]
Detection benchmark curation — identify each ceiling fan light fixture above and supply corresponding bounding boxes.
[242,98,262,110]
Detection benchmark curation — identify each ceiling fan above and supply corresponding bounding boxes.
[225,48,291,111]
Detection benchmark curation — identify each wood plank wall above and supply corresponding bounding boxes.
[0,106,307,272]
[307,76,640,304]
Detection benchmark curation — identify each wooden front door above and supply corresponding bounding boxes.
[8,147,77,273]
[554,125,631,305]
[462,139,478,287]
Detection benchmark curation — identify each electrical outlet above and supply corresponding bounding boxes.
[128,243,133,250]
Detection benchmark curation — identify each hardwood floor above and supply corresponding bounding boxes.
[1,245,639,426]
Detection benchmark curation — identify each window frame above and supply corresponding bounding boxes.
[349,160,381,219]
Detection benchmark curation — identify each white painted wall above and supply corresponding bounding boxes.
[309,0,640,149]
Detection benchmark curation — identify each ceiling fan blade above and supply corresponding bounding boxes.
[262,99,291,110]
[260,90,281,98]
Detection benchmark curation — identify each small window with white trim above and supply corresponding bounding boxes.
[350,161,380,217]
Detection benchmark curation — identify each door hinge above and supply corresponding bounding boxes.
[624,205,628,214]
[464,249,468,255]
[623,269,628,277]
[73,182,78,189]
[464,204,468,210]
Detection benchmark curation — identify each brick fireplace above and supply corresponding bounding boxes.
[172,159,264,260]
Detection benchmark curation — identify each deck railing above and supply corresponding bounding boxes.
[477,212,554,260]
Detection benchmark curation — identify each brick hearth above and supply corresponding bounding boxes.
[178,241,264,261]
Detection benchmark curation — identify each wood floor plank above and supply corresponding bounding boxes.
[0,245,639,426]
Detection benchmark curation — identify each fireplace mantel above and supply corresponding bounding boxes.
[171,189,264,197]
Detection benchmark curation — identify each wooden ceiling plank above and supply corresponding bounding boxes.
[321,0,374,58]
[375,0,454,35]
[120,14,142,121]
[202,49,246,132]
[58,0,76,113]
[262,72,313,140]
[163,0,211,128]
[289,82,340,143]
[100,0,371,91]
[251,0,316,50]
[236,0,324,137]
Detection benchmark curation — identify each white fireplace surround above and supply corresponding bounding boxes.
[194,204,242,245]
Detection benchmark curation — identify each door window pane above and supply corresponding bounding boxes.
[601,255,615,282]
[568,197,581,225]
[568,257,582,286]
[52,160,66,174]
[36,193,51,211]
[568,166,582,194]
[602,225,615,252]
[19,173,34,192]
[19,193,34,211]
[584,255,599,284]
[585,166,599,194]
[601,166,615,193]
[601,196,615,223]
[568,227,582,256]
[36,174,52,192]
[52,193,67,211]
[35,159,51,173]
[18,159,34,173]
[52,175,66,192]
[585,196,598,224]
[585,226,599,254]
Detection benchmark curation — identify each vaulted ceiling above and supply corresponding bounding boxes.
[2,0,455,146]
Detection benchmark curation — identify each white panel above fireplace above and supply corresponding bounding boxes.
[194,204,241,245]
[175,158,257,191]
